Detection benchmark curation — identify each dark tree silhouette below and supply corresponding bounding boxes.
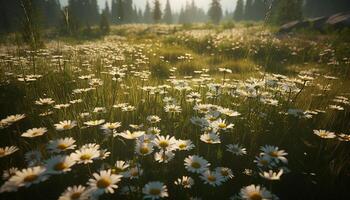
[208,0,222,24]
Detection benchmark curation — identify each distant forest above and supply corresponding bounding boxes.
[0,0,349,33]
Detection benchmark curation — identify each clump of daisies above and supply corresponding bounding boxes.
[254,145,289,180]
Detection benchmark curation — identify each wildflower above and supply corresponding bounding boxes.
[84,119,105,127]
[135,142,154,156]
[154,135,177,151]
[45,155,76,174]
[70,147,100,164]
[260,145,288,164]
[35,98,55,105]
[164,104,182,113]
[200,170,224,187]
[58,185,88,200]
[200,132,221,144]
[88,169,122,195]
[239,184,273,200]
[142,181,168,200]
[21,127,47,138]
[259,169,283,181]
[226,144,247,156]
[113,160,130,175]
[184,155,210,174]
[47,137,76,153]
[119,130,145,140]
[176,140,195,151]
[313,130,336,139]
[215,167,234,181]
[174,176,194,189]
[211,118,234,131]
[154,150,175,163]
[0,166,48,192]
[54,120,77,131]
[0,146,19,158]
[147,115,161,124]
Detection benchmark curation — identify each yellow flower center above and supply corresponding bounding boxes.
[269,151,278,157]
[207,175,216,182]
[63,124,71,129]
[178,144,186,149]
[149,188,161,195]
[57,143,68,150]
[158,141,169,148]
[140,147,149,155]
[0,149,5,155]
[131,170,139,177]
[24,174,38,183]
[97,178,111,188]
[221,170,229,176]
[70,192,81,199]
[54,162,68,171]
[80,154,92,160]
[218,123,227,128]
[32,131,39,136]
[249,193,263,200]
[191,162,201,169]
[259,159,268,166]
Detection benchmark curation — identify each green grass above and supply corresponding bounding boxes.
[0,23,349,200]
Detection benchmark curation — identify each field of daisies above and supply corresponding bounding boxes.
[0,24,349,200]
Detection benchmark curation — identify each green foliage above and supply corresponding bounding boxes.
[208,0,223,24]
[233,0,244,21]
[163,0,173,24]
[99,12,110,35]
[153,0,162,23]
[271,0,303,25]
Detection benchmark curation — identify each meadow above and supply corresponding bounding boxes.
[0,23,349,200]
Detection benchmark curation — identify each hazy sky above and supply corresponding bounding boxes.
[60,0,238,12]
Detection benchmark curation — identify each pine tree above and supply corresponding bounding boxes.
[178,7,185,24]
[111,0,117,23]
[100,9,110,34]
[233,0,244,21]
[104,1,111,22]
[272,0,303,25]
[144,1,152,23]
[251,0,266,21]
[244,0,253,20]
[163,0,173,24]
[45,0,61,27]
[116,0,124,23]
[208,0,222,24]
[124,0,133,23]
[153,0,162,23]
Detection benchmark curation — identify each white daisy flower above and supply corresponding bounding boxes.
[174,176,194,189]
[0,166,48,192]
[0,146,19,158]
[88,169,122,195]
[184,155,210,174]
[142,181,168,200]
[21,127,47,138]
[45,155,76,174]
[70,147,100,164]
[200,170,224,187]
[47,137,76,153]
[54,120,77,131]
[226,144,247,156]
[58,185,89,200]
[259,169,284,181]
[239,184,273,200]
[200,132,221,144]
[313,129,336,139]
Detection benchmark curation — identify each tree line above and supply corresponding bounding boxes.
[1,0,350,34]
